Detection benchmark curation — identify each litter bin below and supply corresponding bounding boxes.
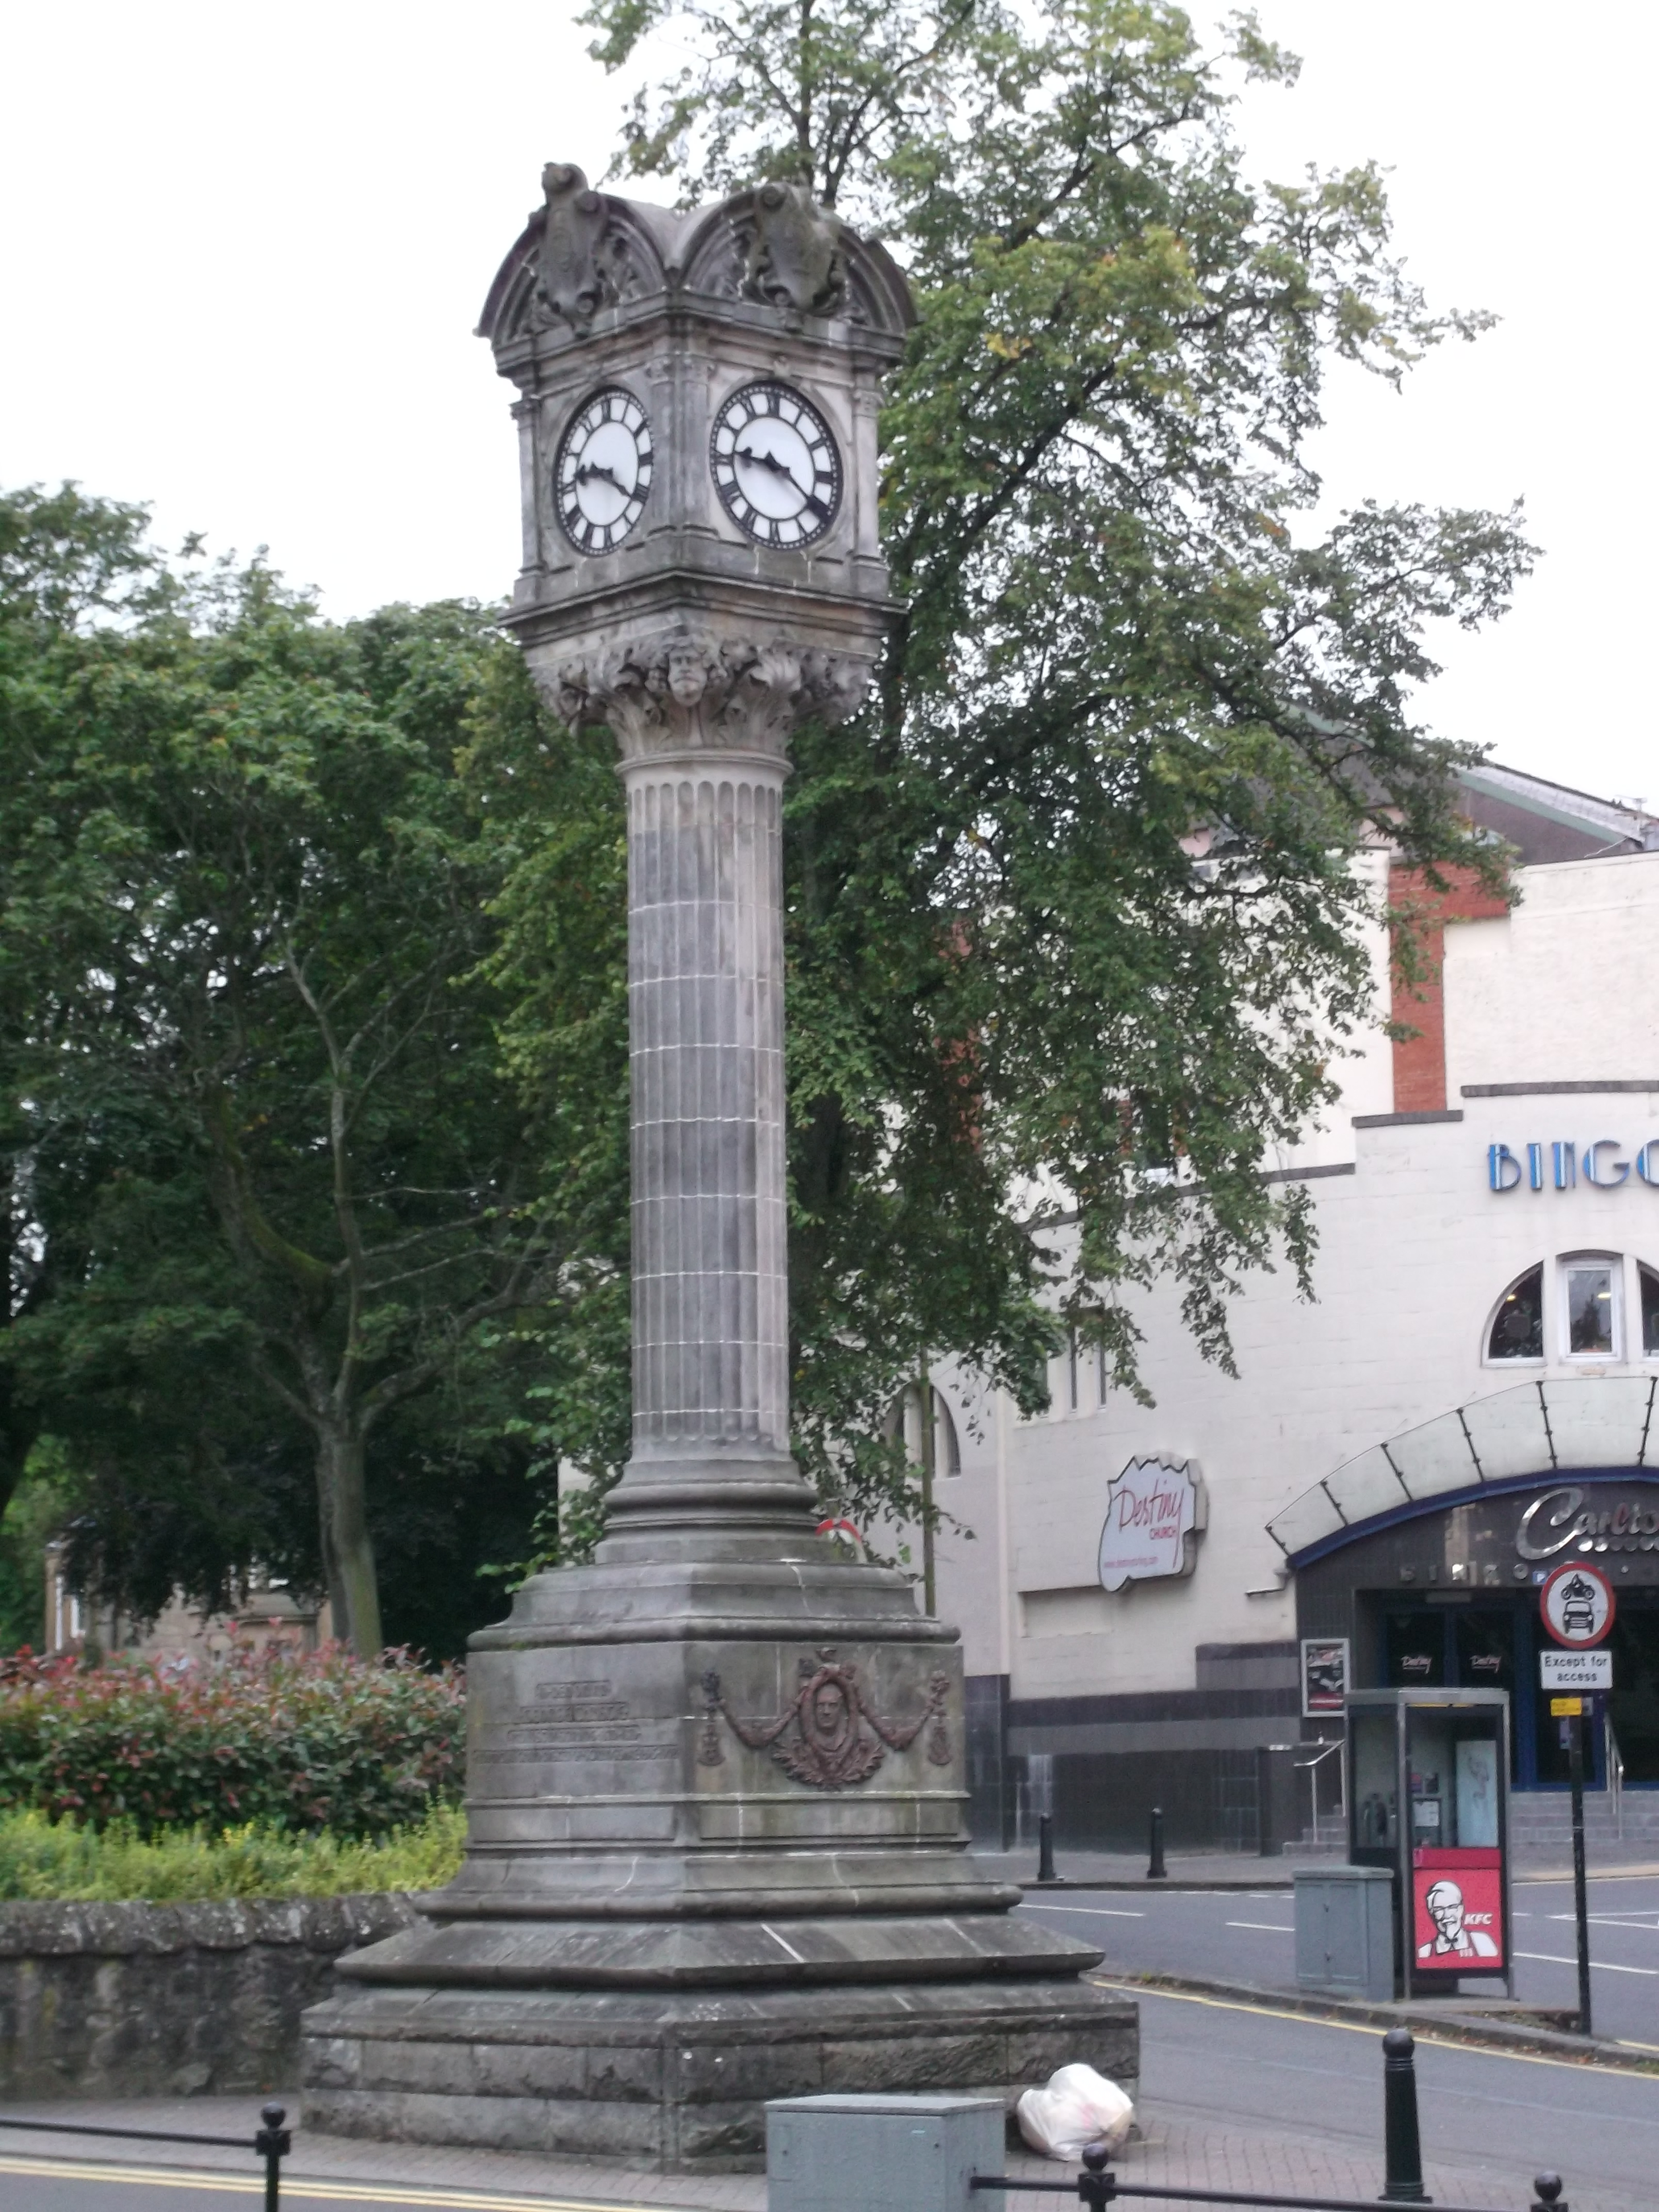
[1346,1686,1512,1999]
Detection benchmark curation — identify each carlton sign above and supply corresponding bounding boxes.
[1098,1457,1206,1592]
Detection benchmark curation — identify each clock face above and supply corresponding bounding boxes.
[709,381,842,548]
[554,387,654,554]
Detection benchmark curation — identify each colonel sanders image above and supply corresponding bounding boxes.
[1418,1878,1499,1959]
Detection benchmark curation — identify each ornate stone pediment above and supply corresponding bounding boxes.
[479,171,914,349]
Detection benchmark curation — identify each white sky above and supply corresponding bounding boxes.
[3,2,1651,804]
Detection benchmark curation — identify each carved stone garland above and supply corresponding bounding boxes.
[698,1650,953,1789]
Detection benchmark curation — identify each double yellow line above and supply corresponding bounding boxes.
[0,2152,671,2212]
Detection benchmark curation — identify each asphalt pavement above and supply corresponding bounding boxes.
[1118,1979,1659,2211]
[1018,1873,1659,2047]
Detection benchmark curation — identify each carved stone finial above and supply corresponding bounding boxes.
[743,182,848,327]
[551,630,871,761]
[538,162,608,330]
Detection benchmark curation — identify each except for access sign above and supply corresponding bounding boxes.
[1540,1649,1613,1692]
[1538,1561,1615,1648]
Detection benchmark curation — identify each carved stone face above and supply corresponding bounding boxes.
[666,643,708,707]
[812,1681,848,1737]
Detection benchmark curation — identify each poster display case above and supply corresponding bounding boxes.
[1345,1686,1512,1999]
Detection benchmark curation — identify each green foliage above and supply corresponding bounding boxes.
[0,1801,465,1901]
[0,495,631,1643]
[0,1460,68,1656]
[563,0,1535,1532]
[0,1644,465,1837]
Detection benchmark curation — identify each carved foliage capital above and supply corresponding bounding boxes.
[552,631,872,761]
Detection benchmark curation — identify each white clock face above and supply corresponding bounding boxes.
[554,387,654,554]
[710,381,842,548]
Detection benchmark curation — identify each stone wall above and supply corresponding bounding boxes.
[0,1893,418,2099]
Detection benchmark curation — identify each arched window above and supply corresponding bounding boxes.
[884,1382,962,1476]
[1486,1265,1543,1362]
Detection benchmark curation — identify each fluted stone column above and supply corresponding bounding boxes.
[557,633,869,1557]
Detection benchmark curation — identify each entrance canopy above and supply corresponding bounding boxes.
[1268,1376,1658,1567]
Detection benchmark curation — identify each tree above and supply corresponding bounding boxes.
[1,501,629,1650]
[552,0,1536,1521]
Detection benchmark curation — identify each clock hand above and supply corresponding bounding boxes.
[735,445,829,520]
[575,461,628,492]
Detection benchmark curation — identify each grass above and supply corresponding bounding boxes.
[0,1800,467,1901]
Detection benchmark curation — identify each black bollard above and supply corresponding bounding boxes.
[1530,2176,1566,2212]
[1079,2143,1118,2211]
[1147,1806,1167,1881]
[255,2102,290,2212]
[1379,2028,1428,2203]
[1037,1811,1057,1883]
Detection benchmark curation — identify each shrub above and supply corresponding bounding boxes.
[0,1801,466,1900]
[0,1643,465,1837]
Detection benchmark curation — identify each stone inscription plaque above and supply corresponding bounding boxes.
[473,1676,676,1771]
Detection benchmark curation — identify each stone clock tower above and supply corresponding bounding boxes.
[301,166,1132,2168]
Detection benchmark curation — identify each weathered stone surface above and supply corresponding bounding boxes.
[302,1979,1137,2172]
[0,1893,416,2098]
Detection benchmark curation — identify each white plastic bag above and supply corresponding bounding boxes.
[1016,2062,1134,2161]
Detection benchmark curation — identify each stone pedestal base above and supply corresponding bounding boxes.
[301,1976,1136,2171]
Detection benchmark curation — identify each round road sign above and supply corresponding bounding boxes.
[1539,1560,1616,1648]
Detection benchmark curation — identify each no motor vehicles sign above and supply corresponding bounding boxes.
[1538,1561,1615,1649]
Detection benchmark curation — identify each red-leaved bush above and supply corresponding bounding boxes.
[0,1644,465,1836]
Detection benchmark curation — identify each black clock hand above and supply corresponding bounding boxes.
[736,444,829,519]
[576,461,628,492]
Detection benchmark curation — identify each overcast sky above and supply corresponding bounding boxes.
[4,3,1651,804]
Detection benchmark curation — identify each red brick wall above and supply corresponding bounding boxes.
[1388,864,1510,1112]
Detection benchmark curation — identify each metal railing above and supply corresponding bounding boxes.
[1605,1709,1625,1841]
[969,2030,1567,2212]
[1293,1738,1344,1848]
[0,2101,290,2210]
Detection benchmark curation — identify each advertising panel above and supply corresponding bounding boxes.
[1300,1638,1350,1718]
[1412,1848,1505,1972]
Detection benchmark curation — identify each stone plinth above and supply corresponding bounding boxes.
[304,1979,1137,2170]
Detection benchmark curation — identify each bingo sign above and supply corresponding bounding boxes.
[1097,1457,1202,1593]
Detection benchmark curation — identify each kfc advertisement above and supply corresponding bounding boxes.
[1412,1849,1505,1972]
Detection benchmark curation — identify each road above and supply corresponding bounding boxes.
[1018,1873,1659,2046]
[1117,1980,1659,2210]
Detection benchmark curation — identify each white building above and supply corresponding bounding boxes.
[930,764,1659,1850]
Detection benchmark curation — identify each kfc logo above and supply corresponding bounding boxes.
[1417,1879,1498,1959]
[1412,1855,1505,1973]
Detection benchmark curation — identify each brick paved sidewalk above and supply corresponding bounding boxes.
[0,2094,1630,2212]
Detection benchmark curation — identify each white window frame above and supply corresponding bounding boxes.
[1558,1251,1623,1364]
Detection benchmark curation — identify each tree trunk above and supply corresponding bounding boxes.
[314,1422,383,1655]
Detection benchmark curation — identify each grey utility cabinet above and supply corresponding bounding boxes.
[1295,1863,1395,2001]
[768,2093,1006,2212]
